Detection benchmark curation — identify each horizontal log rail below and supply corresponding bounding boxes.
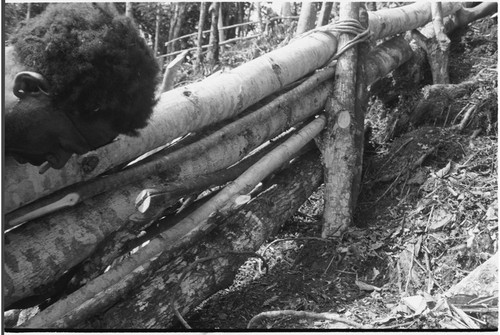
[5,3,461,213]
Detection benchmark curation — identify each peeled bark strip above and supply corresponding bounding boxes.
[321,2,359,238]
[5,2,462,214]
[80,149,325,329]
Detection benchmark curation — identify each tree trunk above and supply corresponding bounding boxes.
[167,2,187,60]
[281,2,292,27]
[256,2,263,33]
[209,2,220,66]
[195,2,208,72]
[125,2,133,19]
[26,3,31,20]
[320,2,360,238]
[236,2,245,37]
[217,3,225,42]
[296,2,317,35]
[154,4,161,56]
[317,1,333,27]
[5,2,463,217]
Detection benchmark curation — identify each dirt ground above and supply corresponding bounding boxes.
[181,16,498,330]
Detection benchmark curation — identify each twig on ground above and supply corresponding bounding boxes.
[261,237,332,257]
[404,245,416,293]
[247,310,365,329]
[375,320,417,329]
[413,145,439,168]
[458,104,478,131]
[375,137,414,176]
[375,167,405,203]
[397,257,403,295]
[424,250,434,294]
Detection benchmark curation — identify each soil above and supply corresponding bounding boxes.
[181,16,498,330]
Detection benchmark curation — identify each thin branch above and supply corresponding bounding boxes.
[247,310,365,329]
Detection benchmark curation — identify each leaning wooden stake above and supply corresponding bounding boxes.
[351,5,370,216]
[160,50,189,92]
[320,2,361,237]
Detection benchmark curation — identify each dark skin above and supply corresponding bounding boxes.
[5,3,159,171]
[5,47,123,170]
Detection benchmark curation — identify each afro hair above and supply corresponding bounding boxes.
[11,3,160,136]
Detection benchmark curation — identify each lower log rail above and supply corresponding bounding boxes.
[79,149,324,329]
[16,148,323,328]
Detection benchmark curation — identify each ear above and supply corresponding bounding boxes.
[13,71,50,99]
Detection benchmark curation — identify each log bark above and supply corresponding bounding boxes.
[320,2,360,238]
[365,36,413,86]
[4,36,414,309]
[80,149,325,329]
[5,2,461,213]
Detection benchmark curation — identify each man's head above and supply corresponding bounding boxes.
[5,3,160,170]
